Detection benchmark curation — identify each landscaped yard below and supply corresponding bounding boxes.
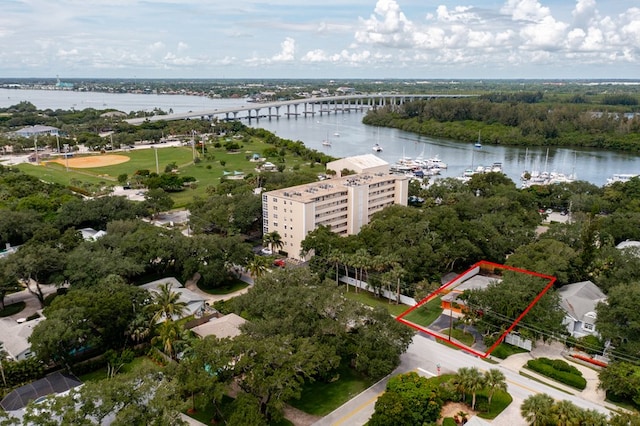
[0,301,26,317]
[491,342,529,359]
[78,355,160,383]
[198,278,249,295]
[402,296,443,327]
[289,363,376,416]
[342,289,410,317]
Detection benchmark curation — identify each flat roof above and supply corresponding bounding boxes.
[265,171,402,203]
[191,313,247,339]
[327,154,388,170]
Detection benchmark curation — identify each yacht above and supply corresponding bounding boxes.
[372,144,383,152]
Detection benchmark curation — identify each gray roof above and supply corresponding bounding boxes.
[558,280,607,322]
[0,316,45,360]
[0,371,81,411]
[141,278,206,320]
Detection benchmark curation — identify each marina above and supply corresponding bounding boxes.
[1,89,639,188]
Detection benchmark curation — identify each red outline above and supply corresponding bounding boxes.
[396,260,556,358]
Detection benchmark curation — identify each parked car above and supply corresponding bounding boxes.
[273,259,286,268]
[260,247,273,255]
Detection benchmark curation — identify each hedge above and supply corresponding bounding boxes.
[526,357,586,390]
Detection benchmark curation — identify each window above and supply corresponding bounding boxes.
[273,222,278,227]
[273,214,278,219]
[583,322,595,331]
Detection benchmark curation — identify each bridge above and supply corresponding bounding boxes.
[125,94,474,125]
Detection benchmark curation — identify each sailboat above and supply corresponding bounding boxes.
[333,121,340,137]
[474,131,482,149]
[322,132,331,147]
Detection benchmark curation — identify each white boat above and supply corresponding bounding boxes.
[426,155,448,169]
[372,143,383,152]
[322,140,331,147]
[474,131,482,149]
[607,173,638,185]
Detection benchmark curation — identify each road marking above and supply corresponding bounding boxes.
[333,392,382,426]
[418,367,436,377]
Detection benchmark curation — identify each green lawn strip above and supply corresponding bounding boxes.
[198,278,249,295]
[78,356,161,383]
[289,363,376,416]
[490,343,529,360]
[443,418,457,426]
[519,370,573,395]
[0,301,26,317]
[475,389,513,420]
[342,290,409,317]
[17,163,108,186]
[403,296,443,327]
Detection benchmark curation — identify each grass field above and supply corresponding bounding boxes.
[17,136,320,208]
[402,296,443,327]
[342,289,410,317]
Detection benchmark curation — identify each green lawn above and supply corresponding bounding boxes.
[78,356,160,383]
[198,278,249,295]
[402,296,443,327]
[476,389,513,419]
[342,289,410,317]
[0,301,26,317]
[18,136,321,208]
[187,394,293,426]
[490,342,529,359]
[289,364,376,416]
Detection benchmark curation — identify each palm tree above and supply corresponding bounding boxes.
[263,231,283,254]
[483,368,507,407]
[147,282,187,323]
[578,408,608,426]
[327,249,342,286]
[465,367,485,411]
[126,313,152,346]
[247,255,269,279]
[521,393,555,426]
[151,320,184,360]
[552,399,580,426]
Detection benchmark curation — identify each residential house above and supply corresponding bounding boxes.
[15,125,59,138]
[0,315,45,361]
[558,280,607,338]
[140,278,208,321]
[440,267,501,314]
[190,313,247,339]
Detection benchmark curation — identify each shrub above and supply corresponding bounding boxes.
[527,358,586,390]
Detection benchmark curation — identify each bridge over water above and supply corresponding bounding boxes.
[125,94,474,125]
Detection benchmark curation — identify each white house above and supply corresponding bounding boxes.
[0,315,45,361]
[558,281,607,338]
[140,278,208,321]
[15,125,59,138]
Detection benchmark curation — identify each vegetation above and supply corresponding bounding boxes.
[526,358,587,390]
[369,367,511,425]
[520,393,611,426]
[363,95,640,152]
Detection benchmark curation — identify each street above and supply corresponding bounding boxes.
[313,333,611,426]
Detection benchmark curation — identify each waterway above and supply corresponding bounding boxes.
[2,88,639,187]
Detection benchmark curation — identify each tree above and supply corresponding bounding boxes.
[596,283,640,358]
[263,231,283,254]
[151,321,185,360]
[0,258,21,310]
[598,361,640,404]
[483,368,507,407]
[144,188,175,218]
[456,367,484,410]
[29,277,149,367]
[506,239,579,285]
[146,281,188,323]
[520,393,554,426]
[369,372,444,426]
[247,255,269,280]
[551,399,581,426]
[5,244,64,306]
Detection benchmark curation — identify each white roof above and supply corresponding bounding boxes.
[616,240,640,250]
[191,313,247,339]
[141,278,206,320]
[0,316,45,360]
[441,275,501,302]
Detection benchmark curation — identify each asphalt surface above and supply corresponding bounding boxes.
[313,335,611,426]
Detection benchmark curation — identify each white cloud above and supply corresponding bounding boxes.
[501,0,551,22]
[272,37,295,61]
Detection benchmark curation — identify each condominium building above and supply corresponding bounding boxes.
[262,155,408,260]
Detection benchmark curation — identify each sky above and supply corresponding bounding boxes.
[1,0,639,80]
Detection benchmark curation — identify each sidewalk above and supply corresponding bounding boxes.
[184,272,254,305]
[499,340,610,407]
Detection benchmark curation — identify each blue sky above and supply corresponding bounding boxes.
[1,0,638,79]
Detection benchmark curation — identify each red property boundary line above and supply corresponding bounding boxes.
[396,260,556,358]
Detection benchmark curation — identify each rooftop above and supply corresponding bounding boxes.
[265,171,402,203]
[191,313,247,339]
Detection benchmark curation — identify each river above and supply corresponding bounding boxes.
[2,88,639,187]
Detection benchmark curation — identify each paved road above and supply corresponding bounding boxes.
[313,334,611,426]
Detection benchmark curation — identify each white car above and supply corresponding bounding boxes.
[260,247,273,255]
